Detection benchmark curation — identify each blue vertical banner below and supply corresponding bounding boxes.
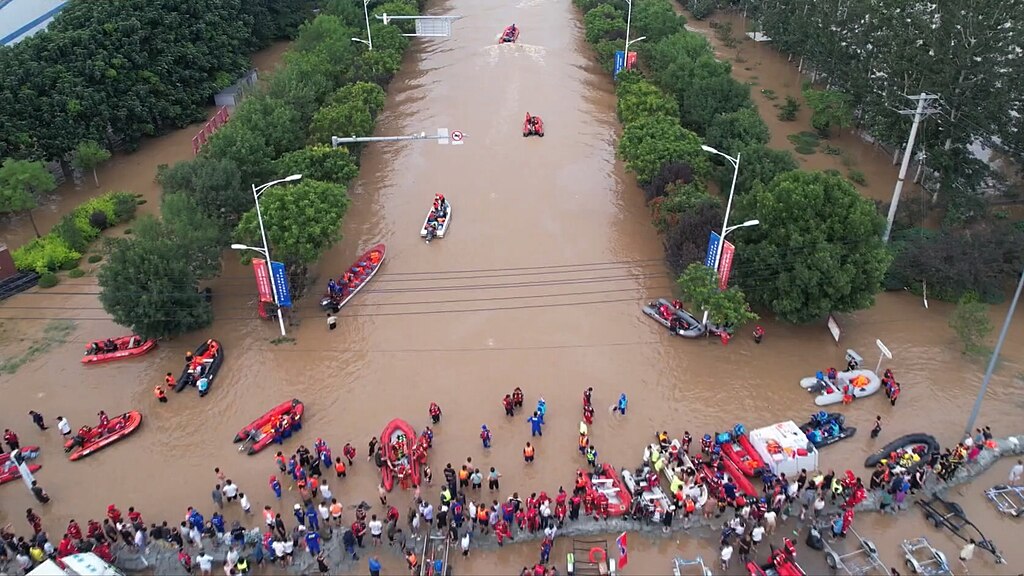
[270,261,292,308]
[704,231,721,268]
[613,50,626,78]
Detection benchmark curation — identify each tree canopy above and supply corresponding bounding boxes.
[0,159,56,237]
[72,141,112,188]
[733,170,891,323]
[676,262,758,328]
[619,116,708,184]
[157,157,247,228]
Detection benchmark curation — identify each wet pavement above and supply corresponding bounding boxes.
[1,0,1023,574]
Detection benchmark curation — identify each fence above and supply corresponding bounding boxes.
[191,107,230,155]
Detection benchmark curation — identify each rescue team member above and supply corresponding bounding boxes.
[523,442,535,463]
[154,385,168,403]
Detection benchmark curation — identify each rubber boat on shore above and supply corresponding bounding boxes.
[499,24,519,44]
[800,412,857,448]
[321,244,386,313]
[658,446,709,508]
[176,339,224,393]
[81,335,156,364]
[523,113,544,137]
[718,426,767,477]
[864,433,940,471]
[234,399,304,456]
[421,198,452,241]
[695,453,759,498]
[65,412,142,461]
[621,467,673,515]
[800,368,881,406]
[642,298,706,338]
[380,418,426,492]
[581,464,632,517]
[0,446,41,484]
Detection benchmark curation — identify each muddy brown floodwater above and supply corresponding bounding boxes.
[2,0,1023,574]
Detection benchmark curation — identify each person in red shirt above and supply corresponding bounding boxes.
[57,534,78,558]
[106,504,122,524]
[127,507,143,525]
[352,520,367,547]
[66,520,83,541]
[87,519,102,540]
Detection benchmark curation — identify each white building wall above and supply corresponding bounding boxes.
[0,0,69,46]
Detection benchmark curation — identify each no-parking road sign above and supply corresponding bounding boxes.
[450,130,464,145]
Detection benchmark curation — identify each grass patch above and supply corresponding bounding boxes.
[270,336,297,345]
[38,272,59,288]
[788,131,821,155]
[793,145,817,155]
[823,144,842,156]
[848,169,867,186]
[123,228,133,235]
[0,319,77,375]
[760,88,778,101]
[68,268,86,278]
[840,152,857,168]
[88,254,103,263]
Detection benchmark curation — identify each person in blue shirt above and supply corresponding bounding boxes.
[304,529,321,555]
[616,393,628,415]
[536,398,547,424]
[189,510,204,531]
[293,504,305,527]
[527,413,543,437]
[270,476,282,499]
[368,556,382,576]
[197,377,210,397]
[211,512,225,534]
[306,503,319,531]
[342,529,358,561]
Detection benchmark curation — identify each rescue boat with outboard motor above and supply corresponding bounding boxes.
[800,369,881,406]
[81,335,156,364]
[499,24,519,44]
[0,446,41,484]
[581,464,632,517]
[800,412,857,448]
[380,418,426,492]
[523,113,544,137]
[176,339,224,393]
[234,399,304,455]
[864,433,939,472]
[642,298,706,338]
[718,426,767,477]
[421,197,452,241]
[321,244,386,313]
[65,412,142,461]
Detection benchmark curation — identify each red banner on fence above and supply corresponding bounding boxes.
[252,258,273,303]
[717,240,735,290]
[625,51,638,71]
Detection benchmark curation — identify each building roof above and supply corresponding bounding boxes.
[0,0,68,46]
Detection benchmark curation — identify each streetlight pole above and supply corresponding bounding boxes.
[964,267,1024,436]
[351,0,373,50]
[699,145,758,327]
[232,175,302,337]
[624,0,632,58]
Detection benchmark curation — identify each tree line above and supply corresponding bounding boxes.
[576,0,891,325]
[97,0,423,339]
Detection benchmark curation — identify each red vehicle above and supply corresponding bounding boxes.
[234,399,304,455]
[0,446,41,485]
[580,464,632,517]
[499,24,519,44]
[380,418,427,492]
[321,244,386,313]
[65,412,143,461]
[523,113,544,137]
[81,335,156,364]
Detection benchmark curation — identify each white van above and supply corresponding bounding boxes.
[27,553,124,576]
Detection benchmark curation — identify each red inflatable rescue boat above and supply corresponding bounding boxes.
[234,399,304,456]
[722,432,767,477]
[0,446,41,485]
[523,113,544,137]
[580,464,633,517]
[499,24,519,44]
[380,418,427,492]
[81,335,156,364]
[65,412,142,461]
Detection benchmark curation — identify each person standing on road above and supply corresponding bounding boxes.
[56,416,71,437]
[212,485,224,509]
[527,413,543,437]
[28,411,47,430]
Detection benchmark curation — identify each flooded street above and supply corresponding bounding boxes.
[2,1,1023,574]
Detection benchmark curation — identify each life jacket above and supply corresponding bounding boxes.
[335,460,346,474]
[458,468,469,480]
[164,374,176,386]
[524,445,535,458]
[154,385,166,398]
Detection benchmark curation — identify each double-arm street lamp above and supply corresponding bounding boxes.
[230,174,302,337]
[351,0,373,49]
[623,0,646,63]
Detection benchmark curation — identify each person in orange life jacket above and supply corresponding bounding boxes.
[512,387,524,408]
[429,402,442,424]
[658,303,672,320]
[97,411,110,430]
[672,299,683,309]
[523,442,535,463]
[889,383,901,406]
[753,325,765,344]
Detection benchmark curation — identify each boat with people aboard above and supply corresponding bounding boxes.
[380,418,427,492]
[65,411,142,461]
[234,399,304,455]
[176,339,224,396]
[320,243,386,313]
[81,334,156,364]
[499,23,519,44]
[718,425,768,477]
[800,368,881,406]
[864,433,940,473]
[642,298,706,338]
[421,194,451,242]
[580,463,632,517]
[523,113,544,137]
[800,412,857,448]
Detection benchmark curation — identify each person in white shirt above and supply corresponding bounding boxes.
[1009,459,1024,486]
[543,524,557,540]
[320,482,333,500]
[460,532,471,556]
[271,540,286,565]
[282,538,294,565]
[763,510,777,534]
[56,416,71,436]
[239,493,251,514]
[222,480,239,502]
[720,543,733,570]
[196,550,214,576]
[368,514,384,545]
[318,502,330,522]
[751,524,765,545]
[189,525,202,547]
[225,547,239,568]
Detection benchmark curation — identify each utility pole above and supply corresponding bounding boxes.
[883,93,940,243]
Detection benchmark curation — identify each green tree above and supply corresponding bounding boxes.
[676,262,759,327]
[802,87,853,136]
[227,95,306,158]
[949,292,992,356]
[630,0,686,44]
[274,146,359,185]
[724,144,798,196]
[705,108,770,154]
[201,124,276,186]
[615,74,679,126]
[308,101,375,145]
[583,5,626,44]
[618,116,709,184]
[98,207,220,340]
[0,159,57,237]
[329,82,387,119]
[71,140,112,188]
[346,47,405,87]
[157,157,248,227]
[234,180,350,283]
[734,170,892,323]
